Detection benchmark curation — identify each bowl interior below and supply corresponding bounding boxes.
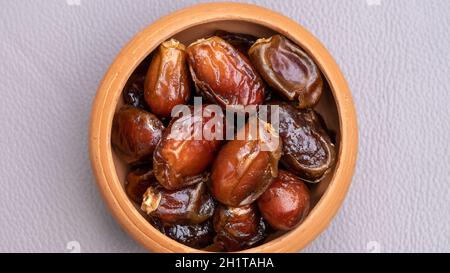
[111,20,341,248]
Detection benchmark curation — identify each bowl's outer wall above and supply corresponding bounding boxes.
[90,2,358,253]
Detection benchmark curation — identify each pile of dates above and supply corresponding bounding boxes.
[111,31,336,251]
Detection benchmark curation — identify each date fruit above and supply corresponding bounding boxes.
[214,30,257,54]
[111,105,165,164]
[213,204,266,251]
[141,182,215,225]
[125,167,156,203]
[123,55,151,109]
[161,220,215,249]
[153,106,223,190]
[273,101,335,182]
[145,39,191,118]
[186,36,265,109]
[210,120,281,206]
[257,170,310,230]
[249,35,323,108]
[123,73,146,108]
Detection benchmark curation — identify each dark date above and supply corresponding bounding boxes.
[125,167,156,203]
[214,30,257,54]
[123,74,146,108]
[213,204,266,251]
[161,220,215,249]
[271,101,335,182]
[141,182,215,225]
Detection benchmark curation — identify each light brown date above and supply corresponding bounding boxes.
[152,106,223,190]
[186,36,265,109]
[210,120,281,206]
[145,39,191,118]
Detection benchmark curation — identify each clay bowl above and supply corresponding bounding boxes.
[89,2,358,253]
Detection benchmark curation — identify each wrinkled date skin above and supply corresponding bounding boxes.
[145,39,191,118]
[214,30,257,55]
[153,106,223,190]
[213,204,266,251]
[186,36,266,108]
[161,220,215,249]
[125,167,156,203]
[272,101,335,182]
[257,170,310,231]
[210,121,281,206]
[141,182,215,225]
[111,106,165,165]
[249,35,323,108]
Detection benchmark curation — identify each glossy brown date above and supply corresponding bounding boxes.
[257,170,310,230]
[125,167,156,203]
[214,30,257,54]
[161,220,215,249]
[145,39,191,118]
[186,36,265,108]
[272,101,335,182]
[111,105,165,165]
[210,120,281,206]
[249,35,323,108]
[153,106,223,190]
[213,204,266,251]
[141,182,215,225]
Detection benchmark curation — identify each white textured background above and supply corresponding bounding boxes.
[0,0,449,253]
